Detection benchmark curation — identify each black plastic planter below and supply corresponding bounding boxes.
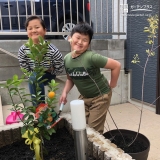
[103,129,150,160]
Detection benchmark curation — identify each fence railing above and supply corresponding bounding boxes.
[0,0,127,39]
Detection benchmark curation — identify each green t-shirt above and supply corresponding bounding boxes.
[64,51,111,98]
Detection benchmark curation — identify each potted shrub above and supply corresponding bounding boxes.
[0,37,61,160]
[103,15,158,160]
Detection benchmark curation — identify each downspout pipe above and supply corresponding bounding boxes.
[156,0,160,114]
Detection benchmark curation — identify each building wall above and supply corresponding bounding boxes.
[126,0,159,105]
[90,0,112,39]
[112,0,127,39]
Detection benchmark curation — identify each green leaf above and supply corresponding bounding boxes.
[146,49,150,54]
[27,54,34,59]
[37,122,44,127]
[29,114,34,120]
[52,112,57,118]
[6,79,13,85]
[21,68,28,73]
[51,80,55,85]
[27,106,36,113]
[150,51,155,56]
[23,114,29,119]
[39,79,48,85]
[22,93,31,97]
[39,36,44,44]
[13,75,18,81]
[21,126,27,135]
[9,88,17,92]
[37,91,42,95]
[29,38,33,46]
[37,76,43,81]
[25,117,34,123]
[28,126,34,132]
[28,130,33,140]
[47,128,56,135]
[43,134,50,140]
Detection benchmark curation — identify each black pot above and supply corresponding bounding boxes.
[103,129,150,160]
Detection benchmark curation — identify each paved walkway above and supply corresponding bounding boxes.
[104,103,160,160]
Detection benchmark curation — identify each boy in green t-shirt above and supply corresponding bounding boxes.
[60,22,121,134]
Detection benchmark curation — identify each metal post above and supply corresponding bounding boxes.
[74,130,88,160]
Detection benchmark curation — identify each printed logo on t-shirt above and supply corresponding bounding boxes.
[66,66,98,80]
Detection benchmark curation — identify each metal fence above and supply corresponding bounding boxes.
[0,0,127,39]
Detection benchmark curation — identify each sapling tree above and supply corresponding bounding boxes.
[104,15,159,149]
[0,36,60,160]
[129,14,159,146]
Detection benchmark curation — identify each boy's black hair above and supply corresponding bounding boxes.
[25,15,46,30]
[70,22,93,43]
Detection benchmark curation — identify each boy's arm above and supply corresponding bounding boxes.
[18,46,30,72]
[60,74,74,104]
[63,74,74,94]
[104,58,121,88]
[49,43,64,75]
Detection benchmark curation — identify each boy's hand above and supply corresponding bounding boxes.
[59,92,67,105]
[109,79,117,88]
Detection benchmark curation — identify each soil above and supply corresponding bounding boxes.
[103,132,148,153]
[0,127,96,160]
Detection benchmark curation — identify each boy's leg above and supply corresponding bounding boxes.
[28,72,39,106]
[82,91,112,134]
[39,72,56,102]
[41,72,56,100]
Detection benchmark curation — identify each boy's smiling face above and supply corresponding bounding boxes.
[26,19,46,44]
[70,32,90,55]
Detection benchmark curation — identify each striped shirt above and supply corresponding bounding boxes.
[18,42,64,75]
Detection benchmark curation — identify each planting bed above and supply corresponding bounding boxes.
[0,113,133,160]
[0,127,96,160]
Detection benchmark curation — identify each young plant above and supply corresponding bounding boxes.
[0,36,60,160]
[104,15,159,150]
[129,14,159,146]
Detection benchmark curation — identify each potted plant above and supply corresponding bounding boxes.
[103,15,158,160]
[0,36,61,160]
